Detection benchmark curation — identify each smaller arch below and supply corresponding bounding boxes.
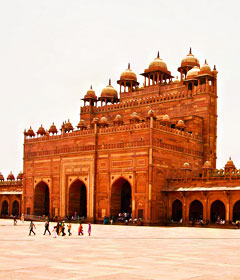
[189,200,203,222]
[172,199,182,222]
[233,200,240,222]
[1,200,9,216]
[211,200,225,223]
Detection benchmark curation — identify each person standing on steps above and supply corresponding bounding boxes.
[29,221,36,236]
[43,220,51,235]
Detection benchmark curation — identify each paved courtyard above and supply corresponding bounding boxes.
[0,219,240,279]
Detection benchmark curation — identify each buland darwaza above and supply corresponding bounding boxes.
[2,48,240,226]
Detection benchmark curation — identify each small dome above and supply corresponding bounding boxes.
[101,79,118,99]
[17,171,23,180]
[120,64,137,82]
[7,171,15,181]
[186,66,200,79]
[115,114,122,120]
[181,48,200,68]
[84,85,97,100]
[37,125,46,136]
[130,112,139,119]
[0,173,4,181]
[162,114,170,122]
[225,157,235,169]
[200,60,211,73]
[27,127,35,137]
[149,51,167,71]
[148,109,155,117]
[182,162,191,170]
[99,116,108,124]
[92,118,99,124]
[77,119,86,129]
[176,120,185,128]
[202,161,212,169]
[65,120,73,132]
[49,122,58,134]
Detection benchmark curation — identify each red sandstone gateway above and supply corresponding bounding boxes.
[3,49,238,226]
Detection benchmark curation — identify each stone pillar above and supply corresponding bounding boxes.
[182,193,187,224]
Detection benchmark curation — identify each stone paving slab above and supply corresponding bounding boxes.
[0,219,240,279]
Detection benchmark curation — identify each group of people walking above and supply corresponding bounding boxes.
[29,220,91,237]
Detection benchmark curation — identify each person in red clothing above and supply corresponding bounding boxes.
[78,223,83,235]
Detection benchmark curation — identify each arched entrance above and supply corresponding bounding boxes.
[233,201,240,222]
[34,181,49,216]
[172,199,182,222]
[68,180,87,218]
[12,200,20,216]
[189,200,203,221]
[211,200,225,222]
[111,177,132,218]
[1,200,8,215]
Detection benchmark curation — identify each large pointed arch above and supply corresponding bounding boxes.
[110,177,132,218]
[34,181,50,216]
[68,179,87,218]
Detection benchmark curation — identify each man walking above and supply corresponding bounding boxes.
[29,221,36,236]
[43,220,51,235]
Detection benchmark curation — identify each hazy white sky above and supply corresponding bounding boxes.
[0,0,240,177]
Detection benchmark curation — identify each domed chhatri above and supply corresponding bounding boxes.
[7,171,15,181]
[181,48,200,68]
[149,51,168,71]
[84,85,97,100]
[182,162,192,170]
[118,64,139,94]
[101,79,118,99]
[141,51,173,86]
[17,171,23,180]
[176,119,185,127]
[113,114,123,125]
[0,172,4,181]
[99,116,108,127]
[202,161,212,169]
[225,157,236,170]
[77,119,87,130]
[26,126,35,137]
[178,48,200,81]
[65,119,74,132]
[99,79,118,105]
[163,114,170,121]
[186,66,200,79]
[120,63,137,82]
[37,125,46,136]
[200,60,211,73]
[49,122,58,135]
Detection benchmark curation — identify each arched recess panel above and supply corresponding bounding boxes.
[34,181,50,216]
[69,180,87,218]
[111,177,132,218]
